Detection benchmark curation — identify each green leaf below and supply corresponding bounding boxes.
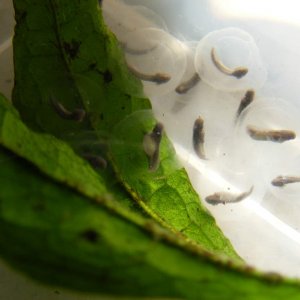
[13,0,148,134]
[0,134,300,299]
[12,0,239,257]
[109,109,237,256]
[0,95,107,199]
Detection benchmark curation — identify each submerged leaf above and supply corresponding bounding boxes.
[11,0,239,257]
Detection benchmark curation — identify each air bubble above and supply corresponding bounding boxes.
[194,27,267,91]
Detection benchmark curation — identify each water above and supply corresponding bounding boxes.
[103,0,300,277]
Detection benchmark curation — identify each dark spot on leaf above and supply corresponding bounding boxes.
[54,290,60,295]
[121,106,125,110]
[32,203,46,212]
[244,265,256,273]
[89,62,97,70]
[80,229,99,243]
[82,154,107,169]
[265,272,284,284]
[103,70,113,83]
[124,93,131,100]
[98,269,117,284]
[226,259,236,269]
[16,10,27,22]
[100,113,104,120]
[63,39,81,60]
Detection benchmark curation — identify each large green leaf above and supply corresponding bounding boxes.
[1,114,300,299]
[12,0,238,257]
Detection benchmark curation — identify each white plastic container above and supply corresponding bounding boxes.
[103,0,300,278]
[3,1,300,298]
